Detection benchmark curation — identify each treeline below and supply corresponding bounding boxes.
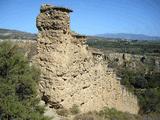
[87,39,160,56]
[116,63,160,114]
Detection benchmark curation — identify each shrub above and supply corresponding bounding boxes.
[98,107,141,120]
[56,108,69,117]
[73,111,103,120]
[0,41,50,120]
[70,104,80,115]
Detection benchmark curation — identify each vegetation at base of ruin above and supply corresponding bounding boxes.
[117,65,160,114]
[87,38,160,114]
[56,105,80,117]
[70,104,80,115]
[74,107,142,120]
[56,108,69,117]
[0,41,50,120]
[56,107,141,120]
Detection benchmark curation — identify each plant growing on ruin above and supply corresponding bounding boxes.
[70,104,80,115]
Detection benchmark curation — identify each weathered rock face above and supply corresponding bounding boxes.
[102,52,160,72]
[35,4,139,114]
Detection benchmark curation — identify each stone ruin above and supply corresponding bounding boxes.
[35,4,139,114]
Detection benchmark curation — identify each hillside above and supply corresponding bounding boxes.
[0,28,36,40]
[96,33,160,41]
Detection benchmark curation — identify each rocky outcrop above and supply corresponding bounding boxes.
[101,52,160,72]
[34,4,139,114]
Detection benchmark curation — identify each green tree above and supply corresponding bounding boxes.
[0,41,49,120]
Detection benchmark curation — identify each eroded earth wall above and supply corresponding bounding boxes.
[34,4,139,114]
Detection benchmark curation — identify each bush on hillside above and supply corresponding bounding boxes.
[0,41,50,120]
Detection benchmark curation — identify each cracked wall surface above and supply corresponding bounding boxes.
[34,4,139,114]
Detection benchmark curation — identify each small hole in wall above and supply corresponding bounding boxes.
[49,105,54,108]
[39,41,43,44]
[80,102,84,106]
[57,74,63,77]
[53,88,55,90]
[104,55,107,60]
[74,51,78,54]
[84,58,87,62]
[73,75,77,78]
[41,94,50,104]
[63,30,67,34]
[82,85,90,89]
[61,99,64,102]
[63,78,67,81]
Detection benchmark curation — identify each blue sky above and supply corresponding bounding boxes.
[0,0,160,36]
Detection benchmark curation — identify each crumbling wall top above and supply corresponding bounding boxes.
[40,4,73,13]
[71,32,87,39]
[72,34,86,39]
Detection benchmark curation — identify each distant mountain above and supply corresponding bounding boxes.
[96,33,160,40]
[0,28,36,40]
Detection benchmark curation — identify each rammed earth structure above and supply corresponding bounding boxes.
[35,4,139,114]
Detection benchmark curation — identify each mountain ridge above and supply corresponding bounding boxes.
[1,28,160,41]
[96,33,160,40]
[0,28,36,40]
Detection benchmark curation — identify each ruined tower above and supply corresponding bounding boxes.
[35,4,139,114]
